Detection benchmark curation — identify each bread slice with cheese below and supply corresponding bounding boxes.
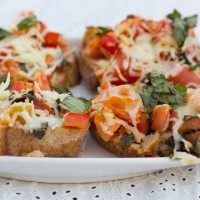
[0,74,91,157]
[0,12,80,89]
[90,77,200,159]
[80,12,200,90]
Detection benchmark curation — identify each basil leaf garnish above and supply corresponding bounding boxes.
[59,96,92,113]
[17,15,38,31]
[0,28,12,40]
[167,10,198,47]
[139,70,187,113]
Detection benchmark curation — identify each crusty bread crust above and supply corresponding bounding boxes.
[0,125,89,157]
[79,32,99,90]
[91,123,173,157]
[50,50,80,88]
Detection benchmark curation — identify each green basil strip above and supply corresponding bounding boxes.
[17,15,38,31]
[0,28,12,40]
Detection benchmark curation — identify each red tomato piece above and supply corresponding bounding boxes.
[137,112,149,134]
[62,112,89,129]
[167,110,178,131]
[11,81,33,92]
[178,117,200,134]
[39,21,47,33]
[33,98,54,115]
[151,104,170,132]
[34,69,50,90]
[168,67,200,88]
[44,32,61,47]
[100,32,119,55]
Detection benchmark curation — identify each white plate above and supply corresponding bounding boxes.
[0,39,200,184]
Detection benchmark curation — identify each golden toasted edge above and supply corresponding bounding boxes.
[90,123,173,157]
[0,125,90,157]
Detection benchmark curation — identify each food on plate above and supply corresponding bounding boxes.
[0,73,91,157]
[0,11,79,88]
[80,10,200,90]
[90,70,200,161]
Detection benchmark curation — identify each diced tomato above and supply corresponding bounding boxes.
[62,112,89,129]
[168,67,200,88]
[86,36,103,58]
[178,117,200,134]
[94,111,120,142]
[159,51,170,61]
[33,98,54,115]
[100,32,119,55]
[2,59,19,76]
[34,69,50,90]
[137,112,149,134]
[45,54,55,64]
[151,104,170,131]
[39,21,46,33]
[108,51,141,85]
[167,110,178,131]
[11,81,33,92]
[44,32,61,47]
[103,96,140,122]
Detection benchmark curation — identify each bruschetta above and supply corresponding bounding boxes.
[0,12,79,89]
[0,73,91,157]
[90,71,200,161]
[80,10,200,90]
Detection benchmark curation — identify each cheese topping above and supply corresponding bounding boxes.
[93,16,200,85]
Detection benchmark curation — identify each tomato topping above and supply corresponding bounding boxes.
[151,104,170,131]
[178,117,200,134]
[107,51,141,85]
[33,98,54,115]
[34,69,50,90]
[167,110,178,131]
[168,67,200,88]
[94,111,120,142]
[62,112,89,129]
[103,96,140,122]
[11,81,33,91]
[86,36,103,58]
[100,32,119,55]
[137,112,149,134]
[44,32,61,47]
[2,59,19,76]
[39,21,46,33]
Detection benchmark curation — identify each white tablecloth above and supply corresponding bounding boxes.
[0,0,200,199]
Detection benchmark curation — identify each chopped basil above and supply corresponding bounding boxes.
[177,52,191,65]
[58,96,92,113]
[0,28,12,40]
[60,58,70,67]
[32,122,48,139]
[54,87,71,95]
[192,138,200,157]
[17,15,38,31]
[167,9,181,20]
[97,26,112,37]
[0,74,7,84]
[139,71,187,113]
[20,63,28,73]
[167,10,198,47]
[189,63,200,71]
[121,135,134,147]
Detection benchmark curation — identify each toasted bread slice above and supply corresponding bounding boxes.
[91,124,173,157]
[0,125,89,157]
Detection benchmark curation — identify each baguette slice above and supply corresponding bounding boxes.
[91,124,173,157]
[0,125,89,157]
